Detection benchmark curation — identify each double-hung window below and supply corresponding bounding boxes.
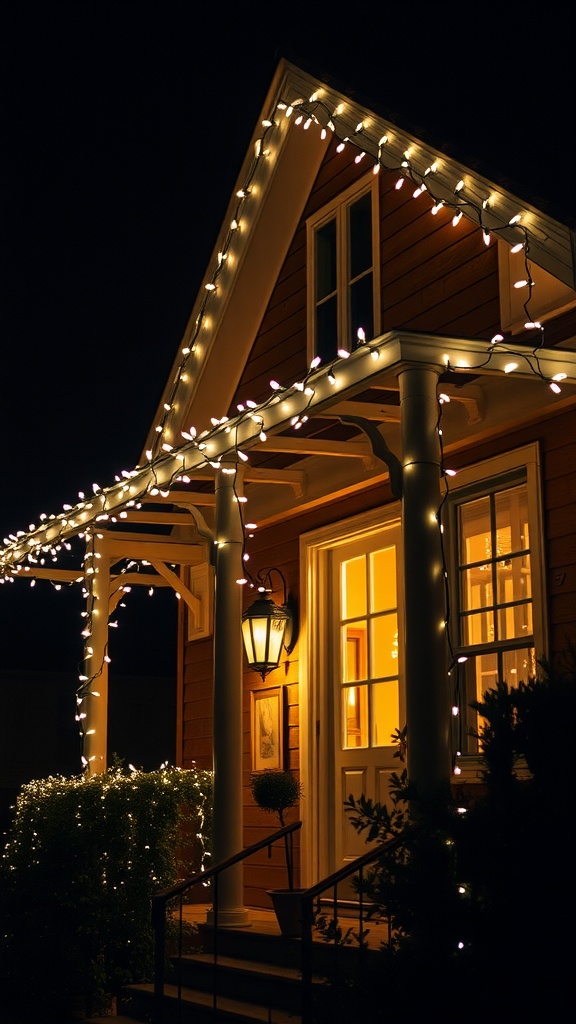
[307,174,379,365]
[448,445,547,754]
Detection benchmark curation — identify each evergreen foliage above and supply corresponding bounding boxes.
[249,768,302,827]
[328,651,576,1020]
[0,761,212,1021]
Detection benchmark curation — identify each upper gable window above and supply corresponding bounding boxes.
[307,175,380,365]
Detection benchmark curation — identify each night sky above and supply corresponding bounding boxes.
[1,2,574,677]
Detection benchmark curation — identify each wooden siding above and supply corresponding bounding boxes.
[229,137,502,410]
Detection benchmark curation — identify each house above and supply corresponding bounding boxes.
[1,58,575,922]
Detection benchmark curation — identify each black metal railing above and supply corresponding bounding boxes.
[151,823,415,1024]
[298,829,415,1022]
[151,820,302,1024]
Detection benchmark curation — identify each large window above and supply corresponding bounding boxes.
[307,175,379,365]
[448,445,546,754]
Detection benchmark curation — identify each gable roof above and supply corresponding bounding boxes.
[281,50,576,231]
[142,58,576,464]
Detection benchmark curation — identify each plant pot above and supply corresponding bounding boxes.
[268,888,306,938]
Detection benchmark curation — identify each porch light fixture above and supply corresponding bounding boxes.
[241,567,298,681]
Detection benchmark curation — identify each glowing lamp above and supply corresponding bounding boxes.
[241,568,297,680]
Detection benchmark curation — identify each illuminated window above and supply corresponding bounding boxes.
[340,545,399,750]
[449,445,546,753]
[307,174,380,364]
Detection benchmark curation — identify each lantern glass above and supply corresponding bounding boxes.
[242,596,290,679]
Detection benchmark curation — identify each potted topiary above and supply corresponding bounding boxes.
[250,769,304,936]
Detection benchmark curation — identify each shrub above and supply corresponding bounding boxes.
[0,761,212,1021]
[339,652,575,1019]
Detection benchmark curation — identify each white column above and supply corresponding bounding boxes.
[399,366,451,799]
[82,529,110,774]
[210,465,250,925]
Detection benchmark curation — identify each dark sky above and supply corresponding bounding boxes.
[1,1,574,675]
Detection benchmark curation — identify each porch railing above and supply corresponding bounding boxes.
[298,829,416,1022]
[151,820,302,1024]
[151,822,415,1024]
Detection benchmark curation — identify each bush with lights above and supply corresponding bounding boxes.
[0,760,212,1020]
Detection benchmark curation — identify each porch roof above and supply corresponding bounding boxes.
[2,328,576,580]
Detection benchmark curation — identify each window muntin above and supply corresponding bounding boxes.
[308,176,379,365]
[450,453,545,755]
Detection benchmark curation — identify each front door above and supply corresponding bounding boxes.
[302,509,404,887]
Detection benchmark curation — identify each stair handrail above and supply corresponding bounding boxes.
[152,819,302,1023]
[298,826,419,1023]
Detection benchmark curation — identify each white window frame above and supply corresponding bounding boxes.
[306,172,380,366]
[447,443,547,762]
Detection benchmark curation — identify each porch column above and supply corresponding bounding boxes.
[82,529,110,774]
[210,464,250,925]
[399,366,451,801]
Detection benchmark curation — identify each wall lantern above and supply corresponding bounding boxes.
[242,567,298,681]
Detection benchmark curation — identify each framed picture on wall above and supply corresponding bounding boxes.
[250,686,283,772]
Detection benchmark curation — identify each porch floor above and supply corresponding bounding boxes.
[179,901,392,951]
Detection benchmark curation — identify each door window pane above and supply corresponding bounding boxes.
[371,612,398,678]
[343,684,368,748]
[343,624,367,682]
[342,556,366,618]
[371,681,399,747]
[370,546,396,611]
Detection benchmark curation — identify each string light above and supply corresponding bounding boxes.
[0,72,573,769]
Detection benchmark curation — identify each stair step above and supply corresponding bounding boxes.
[180,949,321,980]
[85,1018,136,1023]
[174,950,325,1013]
[119,981,303,1023]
